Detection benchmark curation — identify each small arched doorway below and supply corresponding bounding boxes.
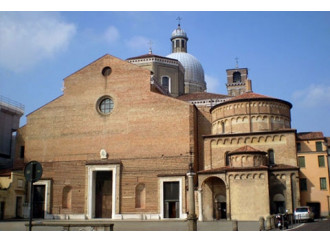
[273,193,286,214]
[202,177,227,221]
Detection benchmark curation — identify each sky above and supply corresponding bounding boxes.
[1,7,330,136]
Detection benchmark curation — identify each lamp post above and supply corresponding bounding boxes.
[187,159,197,231]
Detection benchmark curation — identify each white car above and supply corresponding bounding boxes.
[294,206,314,222]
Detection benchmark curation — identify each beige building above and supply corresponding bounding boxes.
[11,24,303,222]
[297,132,330,217]
[0,170,26,219]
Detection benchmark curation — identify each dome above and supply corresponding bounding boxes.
[171,25,188,40]
[167,52,205,86]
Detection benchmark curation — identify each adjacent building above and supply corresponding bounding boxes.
[0,96,24,169]
[0,170,26,219]
[296,132,330,217]
[0,96,25,219]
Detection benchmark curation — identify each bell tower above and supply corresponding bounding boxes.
[226,59,252,96]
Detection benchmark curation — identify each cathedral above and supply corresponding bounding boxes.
[14,23,300,221]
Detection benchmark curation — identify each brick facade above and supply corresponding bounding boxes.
[17,54,195,219]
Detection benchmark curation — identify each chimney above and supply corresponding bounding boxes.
[246,79,252,92]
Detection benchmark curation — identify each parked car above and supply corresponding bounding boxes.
[294,206,314,222]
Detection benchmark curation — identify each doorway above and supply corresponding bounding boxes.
[16,196,23,218]
[274,201,286,214]
[202,177,227,221]
[307,202,321,219]
[215,198,227,220]
[95,171,112,218]
[33,185,45,218]
[163,182,179,218]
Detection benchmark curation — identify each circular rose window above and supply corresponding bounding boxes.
[97,96,114,115]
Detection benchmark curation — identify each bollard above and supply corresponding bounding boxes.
[265,216,272,230]
[259,217,265,231]
[232,220,238,231]
[270,215,275,229]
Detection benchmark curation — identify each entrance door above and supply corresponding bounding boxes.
[95,171,112,218]
[16,197,23,218]
[33,185,45,218]
[163,182,179,218]
[215,195,227,220]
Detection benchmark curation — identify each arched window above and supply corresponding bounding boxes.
[62,186,72,209]
[233,72,241,83]
[135,183,146,209]
[161,76,170,93]
[268,149,275,165]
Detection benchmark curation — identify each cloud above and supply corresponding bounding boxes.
[125,36,150,52]
[0,12,76,72]
[205,74,222,93]
[104,26,120,43]
[292,83,330,108]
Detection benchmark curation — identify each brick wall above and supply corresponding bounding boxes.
[19,54,195,216]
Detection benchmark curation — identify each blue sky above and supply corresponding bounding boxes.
[1,10,330,136]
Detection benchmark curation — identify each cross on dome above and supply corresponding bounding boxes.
[176,16,182,27]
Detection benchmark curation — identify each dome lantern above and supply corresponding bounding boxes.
[167,23,206,94]
[171,24,188,53]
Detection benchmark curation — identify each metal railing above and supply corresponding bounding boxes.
[0,95,25,113]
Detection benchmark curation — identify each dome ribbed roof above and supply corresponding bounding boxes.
[166,52,205,85]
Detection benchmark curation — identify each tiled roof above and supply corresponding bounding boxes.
[297,132,324,140]
[177,92,230,101]
[268,164,299,171]
[210,91,292,110]
[229,145,266,155]
[198,164,298,174]
[230,92,273,101]
[126,53,178,61]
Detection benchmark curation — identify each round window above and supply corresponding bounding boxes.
[102,66,112,77]
[97,96,114,115]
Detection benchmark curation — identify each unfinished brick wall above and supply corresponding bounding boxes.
[20,54,195,216]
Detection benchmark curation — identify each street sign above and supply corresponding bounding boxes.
[24,161,43,182]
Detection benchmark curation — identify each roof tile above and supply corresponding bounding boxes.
[177,92,230,101]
